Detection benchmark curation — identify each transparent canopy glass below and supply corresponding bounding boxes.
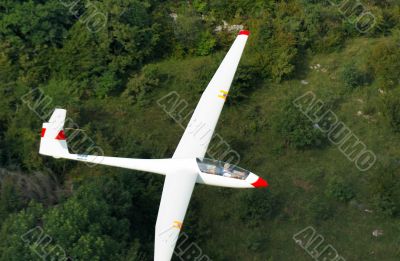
[196,158,250,180]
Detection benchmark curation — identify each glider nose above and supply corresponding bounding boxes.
[251,175,269,188]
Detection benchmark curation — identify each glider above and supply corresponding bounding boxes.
[39,30,268,261]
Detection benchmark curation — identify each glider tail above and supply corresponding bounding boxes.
[39,108,70,158]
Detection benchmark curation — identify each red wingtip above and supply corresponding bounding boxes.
[252,177,269,188]
[239,30,250,36]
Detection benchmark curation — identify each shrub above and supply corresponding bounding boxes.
[374,194,398,217]
[240,190,278,224]
[307,197,334,222]
[340,63,367,89]
[228,65,262,103]
[196,32,216,56]
[173,8,203,54]
[368,36,400,89]
[274,97,327,149]
[382,90,400,132]
[326,176,355,202]
[370,163,400,217]
[122,65,163,105]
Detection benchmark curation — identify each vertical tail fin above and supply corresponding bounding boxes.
[39,109,70,158]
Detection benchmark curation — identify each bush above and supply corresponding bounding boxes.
[173,7,203,54]
[196,32,216,56]
[326,176,355,202]
[340,63,368,89]
[274,97,327,149]
[307,197,334,222]
[122,65,164,105]
[368,36,400,89]
[382,90,400,133]
[228,65,263,103]
[374,194,398,217]
[370,163,400,217]
[240,190,278,225]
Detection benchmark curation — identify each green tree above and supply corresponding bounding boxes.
[0,173,160,260]
[196,32,217,56]
[0,202,45,261]
[173,7,203,55]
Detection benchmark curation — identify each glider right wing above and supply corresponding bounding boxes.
[172,30,250,159]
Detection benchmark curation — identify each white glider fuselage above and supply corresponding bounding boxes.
[41,145,265,188]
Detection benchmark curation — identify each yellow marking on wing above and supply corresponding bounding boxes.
[172,221,183,230]
[218,90,228,100]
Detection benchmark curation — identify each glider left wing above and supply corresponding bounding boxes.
[155,171,198,261]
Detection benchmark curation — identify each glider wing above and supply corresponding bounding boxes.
[154,171,198,261]
[173,30,249,159]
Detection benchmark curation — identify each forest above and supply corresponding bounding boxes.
[0,0,400,260]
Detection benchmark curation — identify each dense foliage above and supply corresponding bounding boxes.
[0,0,400,260]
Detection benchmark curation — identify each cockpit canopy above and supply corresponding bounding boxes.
[196,158,250,180]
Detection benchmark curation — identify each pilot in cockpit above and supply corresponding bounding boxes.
[222,163,232,177]
[206,165,217,174]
